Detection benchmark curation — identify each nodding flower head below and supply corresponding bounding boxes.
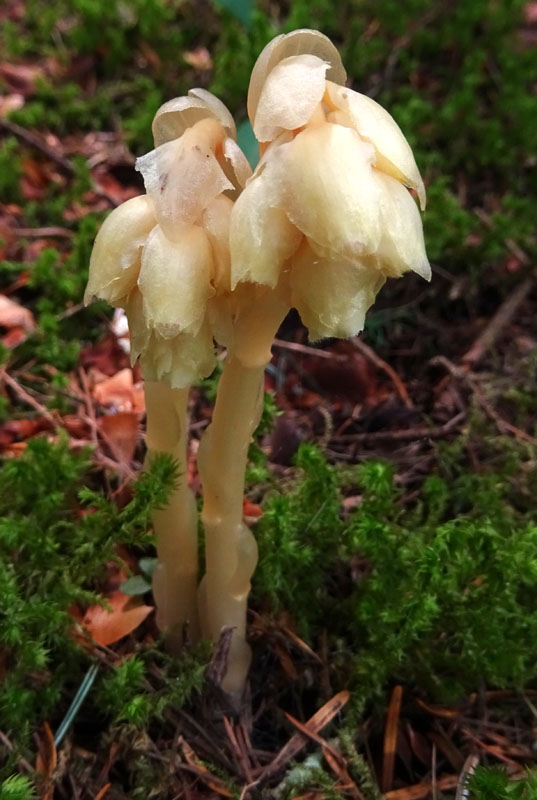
[230,29,430,341]
[84,89,251,387]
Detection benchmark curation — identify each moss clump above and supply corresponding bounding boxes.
[254,442,537,707]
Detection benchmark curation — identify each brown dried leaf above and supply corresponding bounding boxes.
[98,411,139,464]
[93,368,145,413]
[0,293,35,331]
[77,591,153,647]
[183,46,213,70]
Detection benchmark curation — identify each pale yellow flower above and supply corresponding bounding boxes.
[85,90,251,387]
[230,30,430,341]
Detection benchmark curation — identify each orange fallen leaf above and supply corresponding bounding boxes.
[98,412,139,464]
[183,46,213,70]
[0,294,35,332]
[93,368,145,413]
[243,499,263,519]
[77,591,153,647]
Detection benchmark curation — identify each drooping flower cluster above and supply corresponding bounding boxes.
[85,30,432,697]
[85,89,251,387]
[230,29,430,341]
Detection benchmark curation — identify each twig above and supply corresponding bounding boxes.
[0,117,75,174]
[461,276,534,369]
[0,368,58,426]
[351,337,413,408]
[256,690,350,781]
[381,685,403,792]
[334,411,466,445]
[273,338,338,360]
[455,754,479,800]
[14,226,74,238]
[430,356,537,446]
[385,774,458,800]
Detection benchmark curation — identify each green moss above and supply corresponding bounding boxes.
[254,442,537,708]
[0,437,177,766]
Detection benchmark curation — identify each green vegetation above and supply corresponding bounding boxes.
[1,0,536,796]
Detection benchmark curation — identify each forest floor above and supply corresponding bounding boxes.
[1,1,537,798]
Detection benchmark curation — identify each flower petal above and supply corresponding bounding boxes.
[230,166,302,289]
[325,81,426,209]
[222,137,253,189]
[290,240,385,340]
[202,194,234,292]
[253,54,329,142]
[135,125,233,240]
[84,195,156,306]
[274,122,382,260]
[152,89,235,147]
[138,225,214,337]
[139,322,216,389]
[373,172,431,280]
[248,29,346,127]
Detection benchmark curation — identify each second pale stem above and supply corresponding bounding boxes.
[198,288,288,698]
[145,380,200,648]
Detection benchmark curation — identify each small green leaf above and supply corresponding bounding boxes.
[139,557,158,577]
[120,575,152,596]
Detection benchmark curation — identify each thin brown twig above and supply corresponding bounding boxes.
[382,685,403,793]
[13,226,74,238]
[461,276,534,369]
[334,410,466,446]
[273,338,339,359]
[0,117,75,174]
[430,356,537,446]
[256,690,350,782]
[0,368,58,426]
[351,337,414,408]
[385,774,459,800]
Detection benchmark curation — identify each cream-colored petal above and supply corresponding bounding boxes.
[202,195,234,293]
[188,89,237,139]
[223,137,252,189]
[139,322,216,389]
[290,240,385,341]
[230,167,302,289]
[84,195,156,306]
[253,54,329,141]
[248,29,346,127]
[274,122,381,260]
[153,90,235,147]
[135,130,233,240]
[124,287,150,365]
[373,172,431,280]
[326,81,426,209]
[138,225,214,337]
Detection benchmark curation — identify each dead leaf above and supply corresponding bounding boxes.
[0,293,35,331]
[98,411,139,464]
[77,591,153,647]
[524,2,537,23]
[183,46,213,70]
[0,92,24,117]
[243,499,263,519]
[93,368,144,413]
[0,61,45,95]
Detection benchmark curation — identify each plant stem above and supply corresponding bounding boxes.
[198,288,288,698]
[144,380,200,647]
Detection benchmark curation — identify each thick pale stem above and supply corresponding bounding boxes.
[144,380,200,648]
[198,289,288,698]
